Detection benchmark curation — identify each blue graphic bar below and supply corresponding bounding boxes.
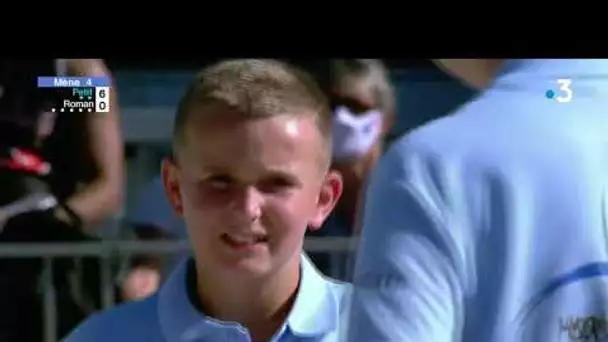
[37,76,111,88]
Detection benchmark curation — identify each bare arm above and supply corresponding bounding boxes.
[62,59,124,226]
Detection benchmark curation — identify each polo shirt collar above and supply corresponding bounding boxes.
[157,253,341,341]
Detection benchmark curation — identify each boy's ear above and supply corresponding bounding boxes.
[308,170,343,231]
[161,158,183,216]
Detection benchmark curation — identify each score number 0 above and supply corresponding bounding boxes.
[555,79,573,103]
[95,86,110,112]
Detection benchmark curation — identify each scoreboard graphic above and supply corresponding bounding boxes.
[37,76,111,113]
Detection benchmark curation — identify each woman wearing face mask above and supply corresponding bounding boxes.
[307,59,395,280]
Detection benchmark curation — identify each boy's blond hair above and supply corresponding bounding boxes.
[173,59,332,167]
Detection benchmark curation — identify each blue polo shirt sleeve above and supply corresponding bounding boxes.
[346,140,468,342]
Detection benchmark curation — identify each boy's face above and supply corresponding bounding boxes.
[162,105,342,278]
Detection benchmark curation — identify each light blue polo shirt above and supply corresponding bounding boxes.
[346,59,608,341]
[64,254,350,342]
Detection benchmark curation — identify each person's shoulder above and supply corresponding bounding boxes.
[394,92,494,152]
[386,83,606,176]
[63,296,162,342]
[381,89,529,178]
[365,91,522,221]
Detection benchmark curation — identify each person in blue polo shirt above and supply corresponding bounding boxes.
[65,59,350,342]
[346,59,608,341]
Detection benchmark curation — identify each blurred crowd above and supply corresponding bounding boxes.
[0,59,475,341]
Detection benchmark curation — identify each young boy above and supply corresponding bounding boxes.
[64,59,349,342]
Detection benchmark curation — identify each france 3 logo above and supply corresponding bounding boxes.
[545,79,573,103]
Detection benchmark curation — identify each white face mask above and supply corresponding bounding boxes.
[331,106,383,160]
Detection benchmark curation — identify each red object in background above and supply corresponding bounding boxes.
[0,148,50,176]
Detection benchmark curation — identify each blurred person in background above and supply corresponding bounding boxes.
[346,59,608,341]
[0,59,123,341]
[307,59,395,280]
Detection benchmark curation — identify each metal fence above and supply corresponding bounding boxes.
[0,236,358,342]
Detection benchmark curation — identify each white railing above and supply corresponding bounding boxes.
[0,237,358,342]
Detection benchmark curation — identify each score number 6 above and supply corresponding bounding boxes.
[555,79,573,103]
